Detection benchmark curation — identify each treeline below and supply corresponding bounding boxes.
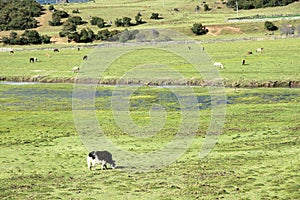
[0,0,43,31]
[227,0,298,10]
[2,30,51,45]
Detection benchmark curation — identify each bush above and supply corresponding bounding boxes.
[150,13,160,19]
[72,9,80,14]
[49,15,62,26]
[204,4,209,11]
[135,12,143,25]
[114,17,132,27]
[191,23,209,35]
[67,16,84,25]
[48,5,55,11]
[264,21,278,31]
[90,17,105,28]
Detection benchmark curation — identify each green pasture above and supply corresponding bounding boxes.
[0,83,299,199]
[1,37,299,86]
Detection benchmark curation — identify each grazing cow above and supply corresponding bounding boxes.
[29,57,37,63]
[256,48,264,52]
[247,51,253,55]
[87,151,116,170]
[188,46,192,50]
[53,48,59,53]
[72,66,80,73]
[242,59,246,65]
[83,55,88,60]
[213,62,224,69]
[10,50,14,54]
[77,47,80,51]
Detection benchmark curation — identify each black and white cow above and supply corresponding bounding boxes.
[87,151,116,170]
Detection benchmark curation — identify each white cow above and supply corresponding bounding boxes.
[256,48,264,52]
[214,62,224,69]
[72,66,80,73]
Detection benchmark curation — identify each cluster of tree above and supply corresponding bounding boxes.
[0,0,43,31]
[2,30,51,45]
[114,13,144,27]
[48,9,70,26]
[62,28,139,43]
[227,0,298,10]
[191,23,209,35]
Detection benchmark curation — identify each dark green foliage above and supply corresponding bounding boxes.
[135,12,143,25]
[48,5,55,11]
[122,17,132,27]
[227,0,298,10]
[96,29,121,41]
[191,23,209,35]
[67,28,95,43]
[53,10,69,19]
[49,10,70,26]
[90,17,105,28]
[72,9,80,14]
[2,30,51,45]
[41,35,51,44]
[0,0,42,31]
[66,16,84,25]
[114,17,132,27]
[115,18,123,27]
[264,21,278,31]
[150,13,160,19]
[48,14,62,26]
[204,4,211,11]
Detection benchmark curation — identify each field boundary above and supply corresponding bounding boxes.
[1,34,299,52]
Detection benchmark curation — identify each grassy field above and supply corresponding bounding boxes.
[0,37,299,87]
[0,84,299,199]
[0,1,300,199]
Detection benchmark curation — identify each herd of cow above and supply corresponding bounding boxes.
[213,47,264,69]
[8,45,264,74]
[18,47,88,73]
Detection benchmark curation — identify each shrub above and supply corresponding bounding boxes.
[48,5,55,11]
[67,16,84,25]
[72,9,80,14]
[135,12,143,25]
[264,21,278,31]
[191,23,209,35]
[150,13,160,19]
[90,17,105,28]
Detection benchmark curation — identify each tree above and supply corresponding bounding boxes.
[21,30,42,44]
[135,12,143,25]
[122,17,132,27]
[115,18,123,27]
[90,17,105,28]
[49,14,61,26]
[150,13,160,20]
[67,16,84,25]
[264,21,278,31]
[204,4,211,11]
[191,23,209,35]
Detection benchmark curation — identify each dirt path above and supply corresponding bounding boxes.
[207,26,244,36]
